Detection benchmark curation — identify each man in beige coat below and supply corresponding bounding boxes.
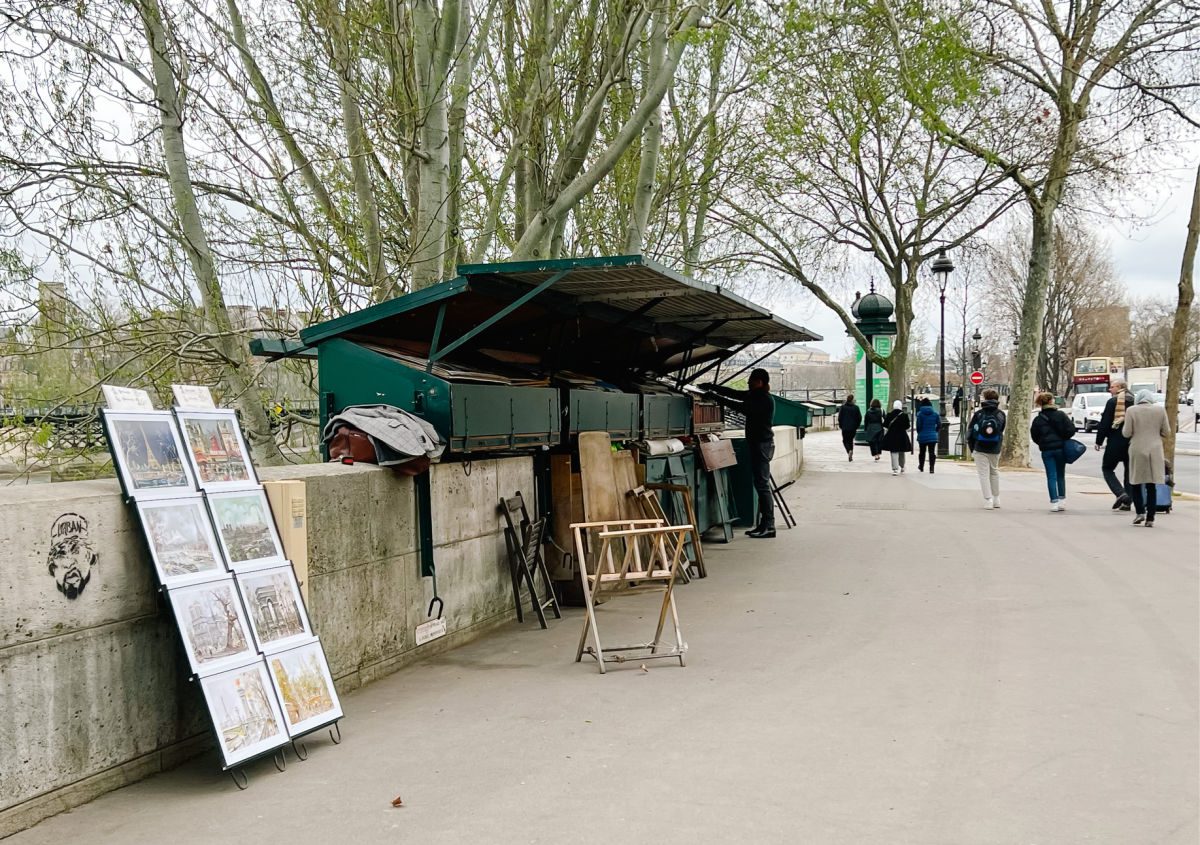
[1122,390,1171,527]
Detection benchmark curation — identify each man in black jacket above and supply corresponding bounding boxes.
[703,369,777,538]
[1094,379,1136,510]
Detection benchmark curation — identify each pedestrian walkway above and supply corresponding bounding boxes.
[9,434,1197,845]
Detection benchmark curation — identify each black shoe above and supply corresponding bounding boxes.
[1118,503,1131,511]
[1145,518,1155,528]
[1132,515,1145,525]
[1112,494,1131,510]
[930,468,935,474]
[749,529,777,539]
[744,527,763,536]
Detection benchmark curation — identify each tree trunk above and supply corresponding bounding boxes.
[327,1,389,300]
[511,3,707,259]
[411,0,461,290]
[1164,163,1200,466]
[624,8,666,254]
[443,0,478,279]
[136,0,284,465]
[1001,206,1056,467]
[887,277,915,405]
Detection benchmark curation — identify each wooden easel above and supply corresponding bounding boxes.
[572,519,689,674]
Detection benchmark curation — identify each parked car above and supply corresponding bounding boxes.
[1070,392,1110,432]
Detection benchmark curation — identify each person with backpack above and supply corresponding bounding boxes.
[967,388,1006,509]
[863,398,885,461]
[836,395,863,461]
[881,400,911,476]
[1030,391,1077,512]
[914,397,940,473]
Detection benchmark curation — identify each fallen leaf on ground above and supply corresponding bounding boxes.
[391,795,404,807]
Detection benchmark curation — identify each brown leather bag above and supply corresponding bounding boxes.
[328,424,378,464]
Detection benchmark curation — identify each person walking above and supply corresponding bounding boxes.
[882,399,911,476]
[966,388,1006,509]
[1122,390,1171,527]
[1030,391,1076,512]
[952,388,963,418]
[1094,378,1136,511]
[704,368,777,538]
[836,395,863,462]
[914,398,940,473]
[864,399,885,461]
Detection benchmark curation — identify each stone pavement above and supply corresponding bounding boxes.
[9,432,1198,845]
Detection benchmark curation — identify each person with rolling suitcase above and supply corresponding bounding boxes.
[1121,390,1171,527]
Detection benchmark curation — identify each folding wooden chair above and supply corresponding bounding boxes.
[629,485,702,581]
[571,518,690,674]
[500,492,561,629]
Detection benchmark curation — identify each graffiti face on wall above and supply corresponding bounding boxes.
[47,513,97,599]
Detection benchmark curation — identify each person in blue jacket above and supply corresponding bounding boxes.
[915,397,941,473]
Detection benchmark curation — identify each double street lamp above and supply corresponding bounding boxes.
[931,248,955,420]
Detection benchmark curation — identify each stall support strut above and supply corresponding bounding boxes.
[429,270,569,363]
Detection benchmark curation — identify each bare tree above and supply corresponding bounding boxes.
[885,0,1199,465]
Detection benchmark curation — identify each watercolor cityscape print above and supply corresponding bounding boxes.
[174,581,254,666]
[206,663,284,762]
[141,501,224,579]
[239,568,308,648]
[111,418,188,490]
[270,643,339,730]
[182,416,252,485]
[210,494,279,563]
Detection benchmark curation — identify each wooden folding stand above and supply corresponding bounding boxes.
[633,484,705,580]
[501,492,561,628]
[571,519,690,674]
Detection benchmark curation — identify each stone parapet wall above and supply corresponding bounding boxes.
[0,456,530,838]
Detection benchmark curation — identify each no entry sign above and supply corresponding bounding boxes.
[970,371,985,385]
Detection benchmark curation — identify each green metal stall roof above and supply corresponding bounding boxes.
[294,255,821,377]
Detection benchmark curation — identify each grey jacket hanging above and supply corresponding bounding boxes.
[322,404,445,466]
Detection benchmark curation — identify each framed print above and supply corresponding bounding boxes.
[265,639,343,738]
[166,576,257,677]
[103,410,195,499]
[199,658,289,769]
[206,490,285,571]
[235,565,312,653]
[136,497,226,587]
[176,409,258,492]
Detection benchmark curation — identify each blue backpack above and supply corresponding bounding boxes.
[973,408,1004,444]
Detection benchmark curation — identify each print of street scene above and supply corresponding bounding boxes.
[180,583,251,664]
[271,647,336,726]
[183,417,251,484]
[242,570,306,645]
[143,503,222,576]
[210,667,282,755]
[113,419,187,489]
[212,495,278,562]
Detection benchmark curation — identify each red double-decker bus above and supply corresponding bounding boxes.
[1072,356,1124,394]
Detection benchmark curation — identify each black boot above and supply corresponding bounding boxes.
[748,527,777,539]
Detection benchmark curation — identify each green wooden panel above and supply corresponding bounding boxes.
[642,394,691,438]
[570,390,639,440]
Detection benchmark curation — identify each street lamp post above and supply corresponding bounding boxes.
[971,327,983,406]
[931,248,955,455]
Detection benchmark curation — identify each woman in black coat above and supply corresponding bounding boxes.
[836,395,863,461]
[863,398,885,461]
[882,400,911,475]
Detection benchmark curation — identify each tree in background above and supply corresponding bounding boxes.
[721,1,1021,405]
[1164,162,1199,465]
[987,223,1126,396]
[886,0,1199,466]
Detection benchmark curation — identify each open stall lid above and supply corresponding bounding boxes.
[294,255,820,380]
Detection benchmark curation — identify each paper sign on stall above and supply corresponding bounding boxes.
[415,617,447,645]
[101,384,155,410]
[171,384,217,410]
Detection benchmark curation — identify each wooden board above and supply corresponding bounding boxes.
[612,450,640,519]
[578,432,622,525]
[698,437,737,471]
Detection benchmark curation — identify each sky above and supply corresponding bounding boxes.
[769,162,1198,361]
